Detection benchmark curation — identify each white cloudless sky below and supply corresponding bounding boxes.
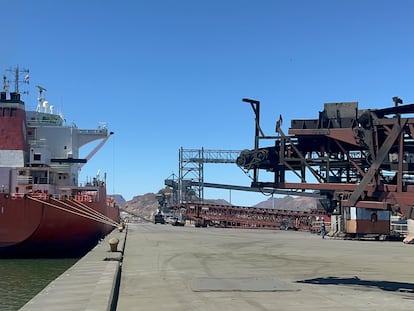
[2,0,414,206]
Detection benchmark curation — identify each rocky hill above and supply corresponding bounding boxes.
[111,194,126,205]
[120,189,319,220]
[120,192,160,219]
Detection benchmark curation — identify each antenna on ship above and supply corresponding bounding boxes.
[4,67,29,97]
[36,85,47,112]
[2,75,9,92]
[6,66,29,94]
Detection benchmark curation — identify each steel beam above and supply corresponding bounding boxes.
[347,118,406,206]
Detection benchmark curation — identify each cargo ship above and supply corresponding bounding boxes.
[0,68,120,257]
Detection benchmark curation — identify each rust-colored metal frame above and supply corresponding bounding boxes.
[174,202,327,231]
[240,100,414,218]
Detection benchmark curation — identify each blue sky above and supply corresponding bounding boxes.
[1,0,414,206]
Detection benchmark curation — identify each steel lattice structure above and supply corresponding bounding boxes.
[177,147,241,203]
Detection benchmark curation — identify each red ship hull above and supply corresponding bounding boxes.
[0,187,120,257]
[0,68,120,257]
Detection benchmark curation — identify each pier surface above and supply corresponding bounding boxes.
[21,223,414,310]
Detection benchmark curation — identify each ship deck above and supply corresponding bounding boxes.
[20,223,414,311]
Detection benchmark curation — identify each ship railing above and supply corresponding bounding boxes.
[48,194,70,201]
[75,194,95,203]
[9,192,49,200]
[49,163,71,172]
[10,193,25,200]
[28,139,48,147]
[8,192,99,202]
[16,176,33,185]
[77,128,107,135]
[26,115,63,127]
[29,192,49,200]
[46,194,93,201]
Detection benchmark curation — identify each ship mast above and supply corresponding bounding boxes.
[6,66,29,94]
[36,85,47,112]
[2,75,8,92]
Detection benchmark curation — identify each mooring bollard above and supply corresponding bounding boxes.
[109,237,119,252]
[118,221,126,232]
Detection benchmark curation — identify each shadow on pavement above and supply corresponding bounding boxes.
[297,276,414,294]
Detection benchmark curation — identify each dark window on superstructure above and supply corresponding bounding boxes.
[34,154,41,161]
[10,108,16,116]
[3,108,9,116]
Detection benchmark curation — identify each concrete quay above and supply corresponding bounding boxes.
[19,228,126,311]
[117,223,414,311]
[22,222,414,310]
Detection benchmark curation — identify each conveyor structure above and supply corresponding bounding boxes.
[236,98,414,237]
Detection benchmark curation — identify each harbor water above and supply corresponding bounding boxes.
[0,258,78,311]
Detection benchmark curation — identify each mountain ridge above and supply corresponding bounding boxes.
[119,191,320,219]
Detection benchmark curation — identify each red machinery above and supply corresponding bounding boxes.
[178,202,324,231]
[237,98,414,236]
